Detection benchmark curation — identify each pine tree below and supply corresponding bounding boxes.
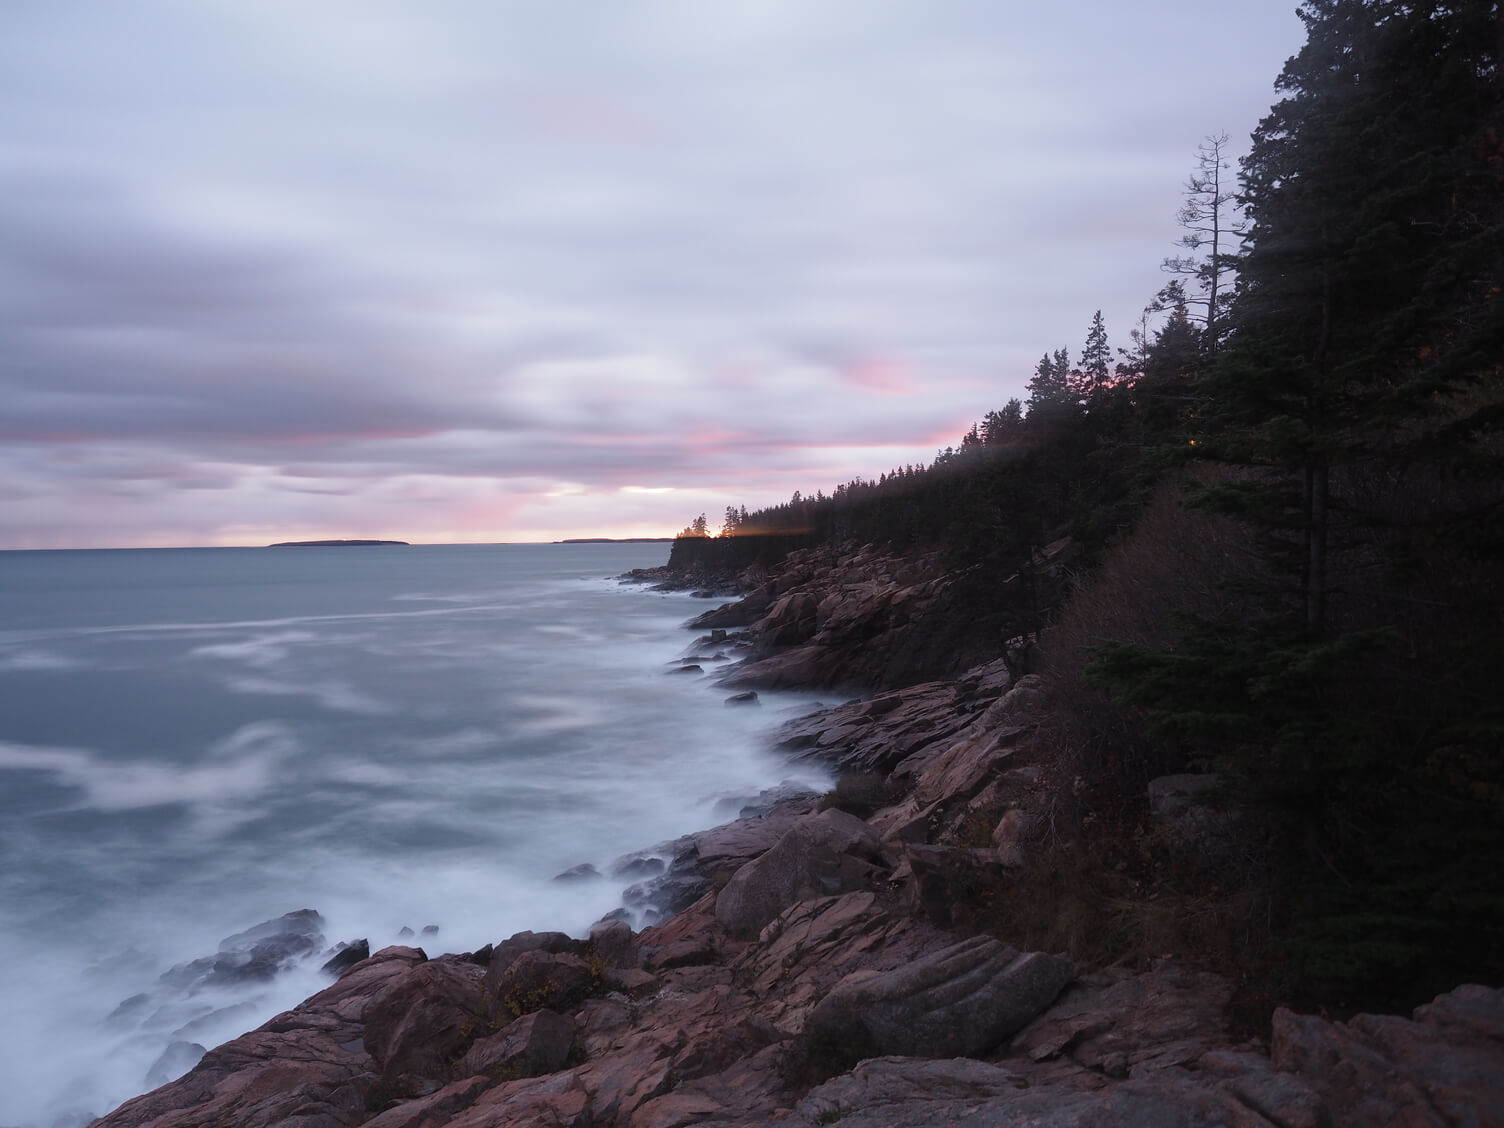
[982,399,1025,444]
[1076,310,1112,400]
[1092,0,1504,1002]
[1026,350,1068,412]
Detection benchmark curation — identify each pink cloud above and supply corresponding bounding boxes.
[492,82,666,146]
[842,356,914,396]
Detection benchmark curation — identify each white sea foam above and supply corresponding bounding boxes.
[221,675,389,714]
[0,648,83,671]
[0,724,293,814]
[188,630,317,667]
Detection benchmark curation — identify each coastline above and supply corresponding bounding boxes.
[88,546,1504,1128]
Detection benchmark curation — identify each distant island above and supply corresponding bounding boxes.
[556,537,675,544]
[266,539,410,547]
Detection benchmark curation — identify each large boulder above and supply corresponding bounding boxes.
[459,1008,575,1081]
[482,930,584,983]
[714,809,884,935]
[362,956,492,1082]
[491,950,597,1020]
[587,918,639,970]
[801,935,1074,1073]
[759,590,821,646]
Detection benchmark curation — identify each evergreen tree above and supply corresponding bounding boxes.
[1093,0,1504,1002]
[1026,350,1067,412]
[1076,310,1112,399]
[981,399,1025,444]
[1134,284,1203,439]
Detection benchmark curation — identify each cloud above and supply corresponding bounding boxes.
[0,0,1308,547]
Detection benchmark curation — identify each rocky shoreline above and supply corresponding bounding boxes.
[89,545,1504,1128]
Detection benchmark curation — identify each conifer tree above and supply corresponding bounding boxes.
[1076,310,1112,399]
[1092,0,1504,999]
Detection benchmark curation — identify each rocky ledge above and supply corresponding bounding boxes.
[92,547,1503,1128]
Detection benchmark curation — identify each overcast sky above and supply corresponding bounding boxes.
[2,1,1307,548]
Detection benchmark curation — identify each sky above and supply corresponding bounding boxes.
[1,1,1309,549]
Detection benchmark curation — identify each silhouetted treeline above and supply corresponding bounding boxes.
[672,0,1503,1014]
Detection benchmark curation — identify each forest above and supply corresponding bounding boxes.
[671,0,1502,1013]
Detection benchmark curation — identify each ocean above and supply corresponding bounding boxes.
[0,543,831,1128]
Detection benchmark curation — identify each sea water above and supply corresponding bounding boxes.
[0,543,831,1127]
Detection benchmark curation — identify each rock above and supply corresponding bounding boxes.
[645,934,719,970]
[795,1057,1027,1126]
[734,891,944,1028]
[444,1070,593,1128]
[820,772,896,819]
[589,918,639,969]
[687,591,772,630]
[421,924,440,937]
[484,930,585,979]
[714,809,884,935]
[710,545,1023,691]
[362,956,491,1082]
[216,908,324,953]
[775,678,984,776]
[158,909,328,992]
[1197,1051,1325,1128]
[992,807,1028,865]
[1011,963,1237,1079]
[1272,983,1504,1128]
[610,854,667,880]
[468,942,495,966]
[491,950,597,1020]
[667,663,703,674]
[760,590,821,646]
[363,1076,493,1128]
[552,862,603,882]
[708,780,819,821]
[623,864,713,924]
[910,726,1019,809]
[91,945,425,1128]
[801,935,1075,1073]
[459,1008,575,1080]
[321,938,370,977]
[605,966,658,994]
[618,798,822,925]
[143,1040,206,1088]
[901,843,1009,929]
[723,644,832,690]
[790,1055,1290,1127]
[724,691,760,706]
